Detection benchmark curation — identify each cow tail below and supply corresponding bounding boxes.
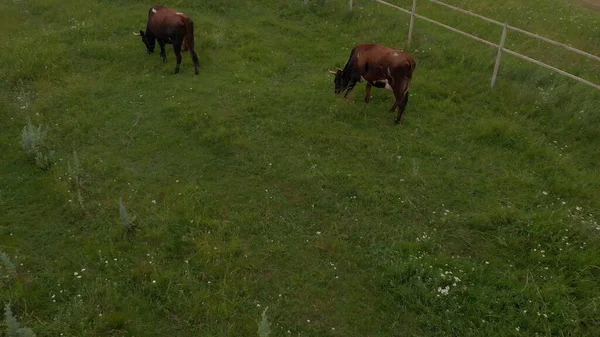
[182,19,195,52]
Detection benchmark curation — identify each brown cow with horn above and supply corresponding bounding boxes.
[134,5,200,75]
[330,44,416,124]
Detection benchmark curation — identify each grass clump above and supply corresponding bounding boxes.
[119,198,135,233]
[20,119,53,170]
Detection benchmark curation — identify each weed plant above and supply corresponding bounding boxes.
[20,119,53,170]
[4,304,36,337]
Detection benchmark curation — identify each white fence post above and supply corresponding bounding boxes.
[349,0,353,11]
[408,0,417,45]
[491,21,508,87]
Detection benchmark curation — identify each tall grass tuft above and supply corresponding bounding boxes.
[4,304,36,337]
[257,307,271,337]
[119,198,135,232]
[21,119,53,170]
[67,151,84,209]
[0,251,17,280]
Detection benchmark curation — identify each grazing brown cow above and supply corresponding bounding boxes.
[134,5,200,74]
[330,44,416,124]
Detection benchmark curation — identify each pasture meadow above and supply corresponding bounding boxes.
[1,0,599,336]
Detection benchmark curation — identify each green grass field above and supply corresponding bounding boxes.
[1,0,600,336]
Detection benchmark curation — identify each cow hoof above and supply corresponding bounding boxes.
[394,120,402,125]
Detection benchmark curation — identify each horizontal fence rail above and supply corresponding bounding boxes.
[503,49,600,90]
[428,0,600,63]
[372,0,411,14]
[507,25,600,63]
[428,0,502,25]
[350,0,600,90]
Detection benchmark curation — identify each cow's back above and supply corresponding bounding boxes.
[365,45,412,69]
[147,6,187,39]
[353,44,414,79]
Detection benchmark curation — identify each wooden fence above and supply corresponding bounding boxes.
[348,0,600,90]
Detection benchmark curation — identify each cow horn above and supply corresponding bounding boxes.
[328,69,337,75]
[133,32,141,36]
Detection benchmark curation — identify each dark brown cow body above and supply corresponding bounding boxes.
[135,5,200,74]
[330,44,416,124]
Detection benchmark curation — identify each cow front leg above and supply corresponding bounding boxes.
[173,43,182,74]
[364,83,373,103]
[343,77,360,98]
[158,40,167,63]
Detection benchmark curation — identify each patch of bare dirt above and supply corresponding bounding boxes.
[576,0,600,11]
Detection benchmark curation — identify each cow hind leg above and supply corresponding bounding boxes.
[399,91,409,111]
[388,102,397,113]
[173,43,182,74]
[394,89,410,124]
[364,83,372,103]
[393,79,411,124]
